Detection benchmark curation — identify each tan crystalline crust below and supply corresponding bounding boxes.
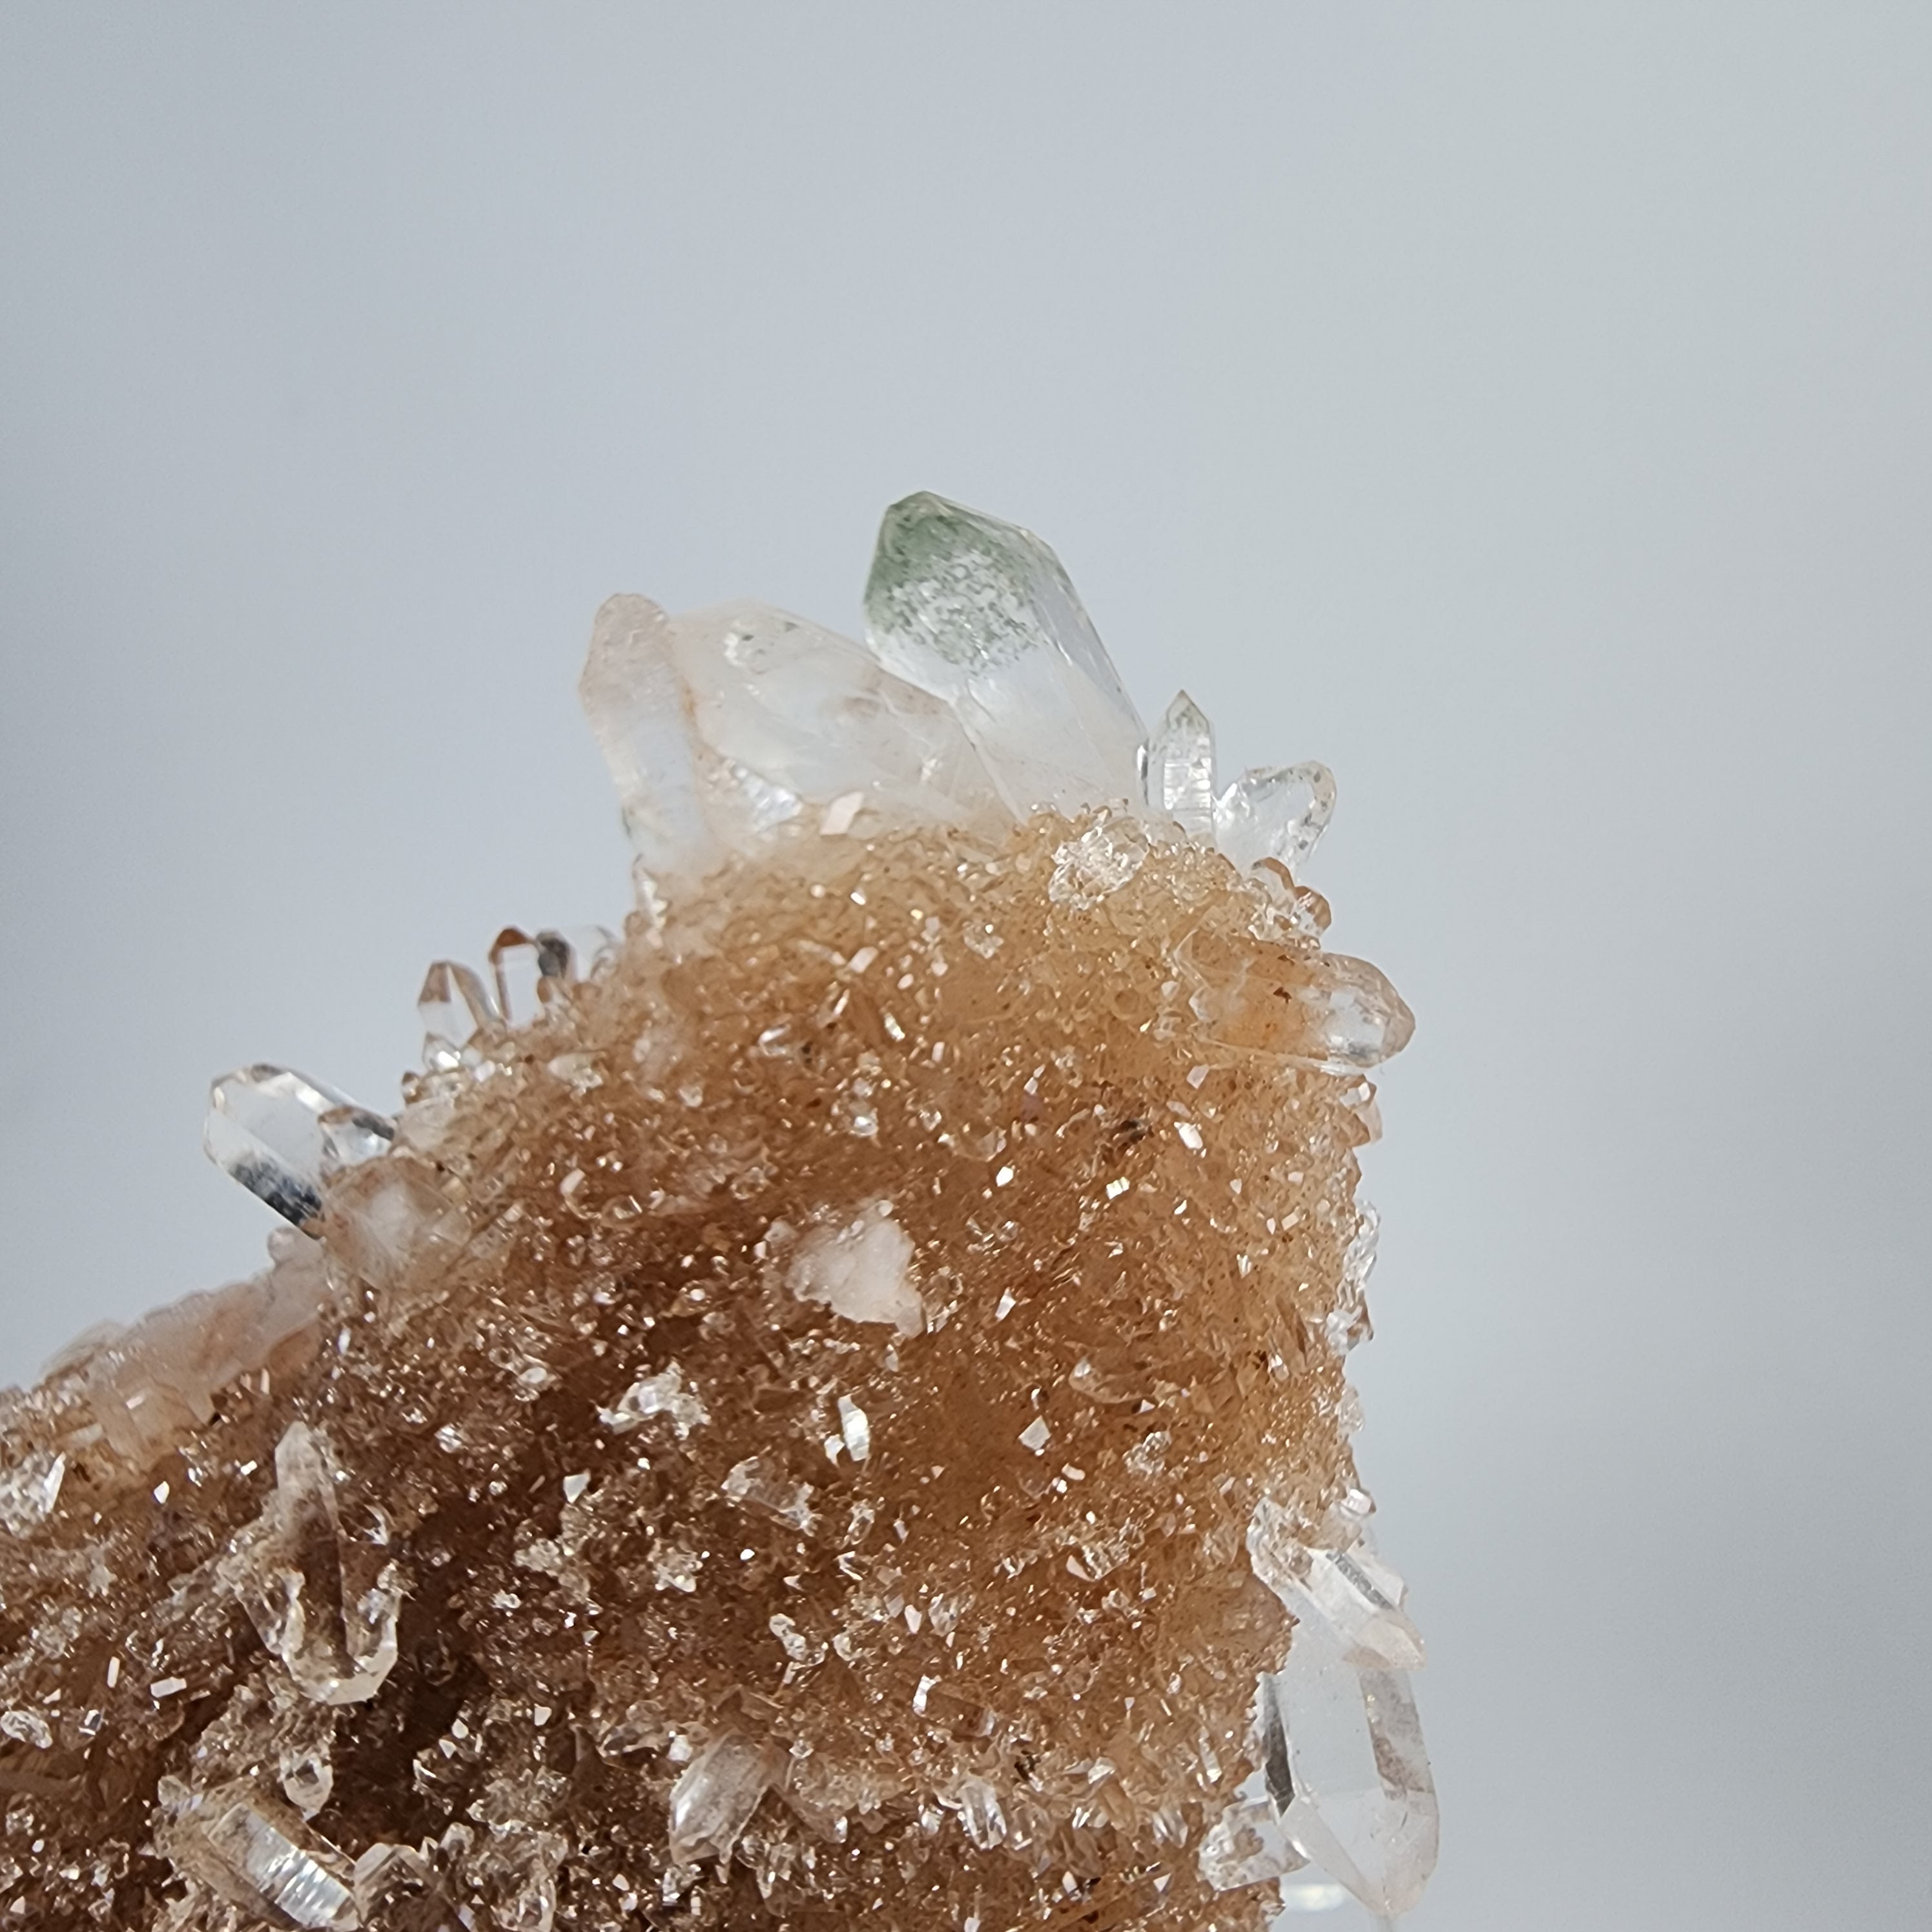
[0,496,1432,1930]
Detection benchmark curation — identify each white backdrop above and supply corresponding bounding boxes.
[3,8,1927,1927]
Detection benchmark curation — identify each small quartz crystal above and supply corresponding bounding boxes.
[0,494,1431,1929]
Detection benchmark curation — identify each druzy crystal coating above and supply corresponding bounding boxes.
[0,494,1432,1929]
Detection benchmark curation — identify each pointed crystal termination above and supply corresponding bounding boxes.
[1198,1792,1307,1893]
[1141,690,1218,838]
[1247,1498,1424,1670]
[417,958,500,1069]
[0,1447,66,1537]
[1260,1619,1439,1918]
[581,591,1009,899]
[204,1066,395,1228]
[1215,760,1337,874]
[218,1422,403,1705]
[667,1731,786,1865]
[579,593,727,896]
[155,1778,360,1931]
[0,497,1428,1929]
[863,492,1146,817]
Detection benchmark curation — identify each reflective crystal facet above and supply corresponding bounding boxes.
[353,1842,464,1932]
[1141,690,1218,838]
[0,1446,65,1536]
[1261,1619,1438,1917]
[863,492,1145,817]
[1326,1202,1380,1355]
[1290,955,1417,1071]
[597,1363,710,1438]
[1215,761,1337,875]
[1247,1499,1424,1671]
[1198,1793,1306,1893]
[667,1731,786,1865]
[581,591,1010,895]
[218,1421,403,1704]
[204,1065,394,1228]
[417,959,500,1069]
[157,1780,359,1931]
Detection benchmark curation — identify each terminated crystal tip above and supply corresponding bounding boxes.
[0,493,1433,1932]
[864,491,1146,817]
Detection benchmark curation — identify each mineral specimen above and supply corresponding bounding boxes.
[0,494,1435,1930]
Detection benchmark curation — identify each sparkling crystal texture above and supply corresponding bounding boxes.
[1142,689,1219,838]
[0,496,1430,1931]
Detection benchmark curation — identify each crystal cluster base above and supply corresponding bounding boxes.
[0,496,1433,1930]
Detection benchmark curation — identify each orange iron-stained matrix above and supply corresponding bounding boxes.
[0,495,1435,1931]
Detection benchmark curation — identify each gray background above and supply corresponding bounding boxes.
[3,6,1927,1927]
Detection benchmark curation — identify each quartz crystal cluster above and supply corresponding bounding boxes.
[0,495,1435,1931]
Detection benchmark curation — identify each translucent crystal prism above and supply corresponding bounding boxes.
[204,1065,394,1228]
[1324,1202,1379,1356]
[1260,1617,1438,1917]
[157,1779,358,1931]
[417,959,500,1070]
[670,599,1006,836]
[1247,1499,1424,1670]
[0,1447,65,1536]
[1198,1792,1306,1893]
[218,1422,403,1704]
[490,927,566,1029]
[667,1731,785,1865]
[1141,690,1218,838]
[352,1842,463,1931]
[1275,1870,1352,1911]
[597,1364,710,1438]
[863,492,1145,817]
[1291,956,1417,1071]
[581,591,1009,896]
[1215,761,1337,874]
[579,593,726,892]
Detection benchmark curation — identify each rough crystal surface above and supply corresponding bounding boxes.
[0,495,1431,1929]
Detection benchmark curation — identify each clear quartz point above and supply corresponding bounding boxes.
[0,1448,65,1536]
[489,928,554,1029]
[1326,1203,1379,1355]
[353,1842,462,1931]
[157,1779,359,1931]
[1259,1618,1438,1918]
[666,1731,785,1865]
[539,925,618,984]
[581,591,1008,899]
[1198,1790,1306,1893]
[580,593,727,894]
[1247,1499,1424,1670]
[218,1422,403,1705]
[1215,761,1337,874]
[417,959,500,1070]
[672,599,1005,839]
[205,1066,394,1228]
[1140,690,1218,838]
[1293,956,1416,1071]
[863,492,1145,817]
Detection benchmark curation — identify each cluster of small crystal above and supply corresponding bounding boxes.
[0,495,1435,1932]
